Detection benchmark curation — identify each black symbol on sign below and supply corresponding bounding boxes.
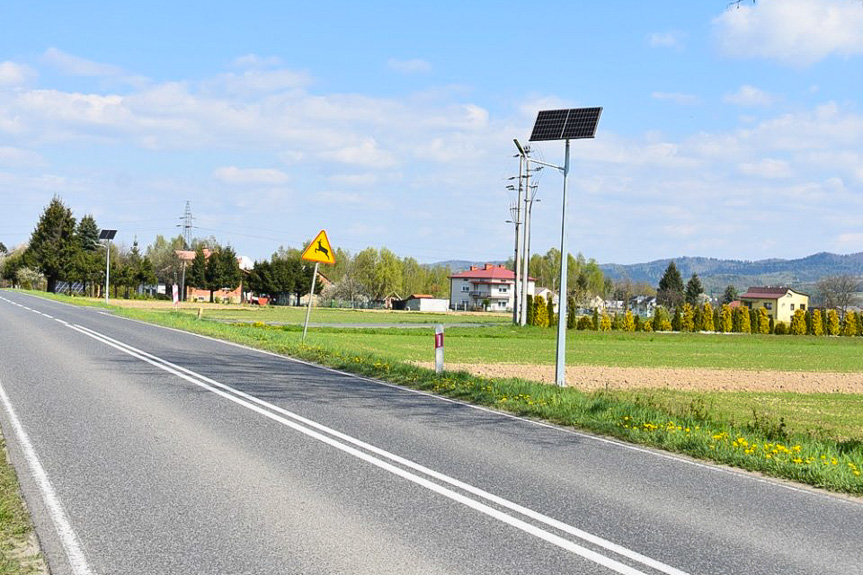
[315,240,329,259]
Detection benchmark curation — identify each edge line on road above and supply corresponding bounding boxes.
[0,377,96,575]
[68,322,689,575]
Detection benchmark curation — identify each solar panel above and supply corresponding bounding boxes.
[529,107,602,141]
[98,229,117,240]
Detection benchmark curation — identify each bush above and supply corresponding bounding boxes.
[576,316,593,330]
[774,321,787,335]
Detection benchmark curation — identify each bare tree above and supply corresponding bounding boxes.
[816,274,862,318]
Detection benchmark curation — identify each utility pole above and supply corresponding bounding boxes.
[178,201,194,302]
[511,151,525,325]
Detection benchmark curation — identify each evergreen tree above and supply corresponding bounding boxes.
[187,246,208,295]
[623,310,635,332]
[810,309,824,336]
[24,196,78,293]
[719,304,733,333]
[722,284,739,305]
[693,302,704,331]
[685,274,703,306]
[599,312,611,331]
[547,297,556,327]
[756,307,770,334]
[681,303,695,332]
[827,309,840,335]
[842,312,858,336]
[657,261,685,309]
[533,295,549,327]
[671,306,682,331]
[526,295,535,325]
[790,309,807,335]
[732,305,750,333]
[566,296,577,329]
[702,302,715,331]
[592,308,600,330]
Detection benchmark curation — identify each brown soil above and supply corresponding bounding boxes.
[412,362,863,394]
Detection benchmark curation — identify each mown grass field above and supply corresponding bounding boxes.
[7,291,863,495]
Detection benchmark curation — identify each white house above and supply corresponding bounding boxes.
[449,264,535,312]
[403,294,449,312]
[534,287,559,314]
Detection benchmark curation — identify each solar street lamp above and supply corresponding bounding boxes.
[99,229,117,305]
[527,107,602,387]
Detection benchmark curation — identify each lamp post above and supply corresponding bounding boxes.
[525,107,602,386]
[99,229,117,305]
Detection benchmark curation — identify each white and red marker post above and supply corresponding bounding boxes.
[434,324,444,374]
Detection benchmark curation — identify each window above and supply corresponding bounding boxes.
[764,302,772,310]
[499,286,508,293]
[790,303,795,311]
[462,285,470,292]
[801,303,806,311]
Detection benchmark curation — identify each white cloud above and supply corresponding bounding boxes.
[42,47,124,77]
[713,0,863,66]
[320,138,397,168]
[213,166,290,185]
[651,91,699,105]
[0,61,36,86]
[208,68,312,96]
[724,85,775,107]
[231,54,282,69]
[0,147,46,168]
[648,32,683,49]
[738,158,792,178]
[387,58,432,74]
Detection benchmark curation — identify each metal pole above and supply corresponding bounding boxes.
[104,240,111,305]
[512,154,524,324]
[302,262,319,343]
[554,140,571,387]
[521,178,533,326]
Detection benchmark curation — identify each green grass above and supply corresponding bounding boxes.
[192,305,511,325]
[296,324,863,372]
[0,435,44,573]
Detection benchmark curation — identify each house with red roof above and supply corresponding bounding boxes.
[449,264,535,312]
[738,286,809,325]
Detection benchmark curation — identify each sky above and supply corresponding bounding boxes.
[1,0,862,266]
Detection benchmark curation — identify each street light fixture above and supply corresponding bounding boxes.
[98,229,117,305]
[526,107,602,387]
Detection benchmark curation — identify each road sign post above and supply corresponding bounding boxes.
[300,230,336,343]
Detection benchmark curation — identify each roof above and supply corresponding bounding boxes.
[739,286,809,299]
[450,263,534,281]
[407,294,434,299]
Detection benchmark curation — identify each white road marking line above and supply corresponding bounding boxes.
[69,323,689,575]
[0,378,96,575]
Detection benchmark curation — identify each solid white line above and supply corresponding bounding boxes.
[0,378,96,575]
[73,323,689,575]
[69,323,688,575]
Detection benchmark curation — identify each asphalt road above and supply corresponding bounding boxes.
[1,290,861,575]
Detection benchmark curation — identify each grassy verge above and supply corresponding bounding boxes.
[110,308,862,495]
[0,434,45,573]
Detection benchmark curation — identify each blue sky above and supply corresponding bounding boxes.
[1,0,862,265]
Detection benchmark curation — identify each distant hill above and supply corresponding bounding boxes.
[599,252,863,295]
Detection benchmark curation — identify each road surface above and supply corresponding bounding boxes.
[0,290,861,574]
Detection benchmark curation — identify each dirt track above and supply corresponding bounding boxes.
[414,362,863,394]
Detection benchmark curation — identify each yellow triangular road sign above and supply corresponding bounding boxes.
[301,230,336,264]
